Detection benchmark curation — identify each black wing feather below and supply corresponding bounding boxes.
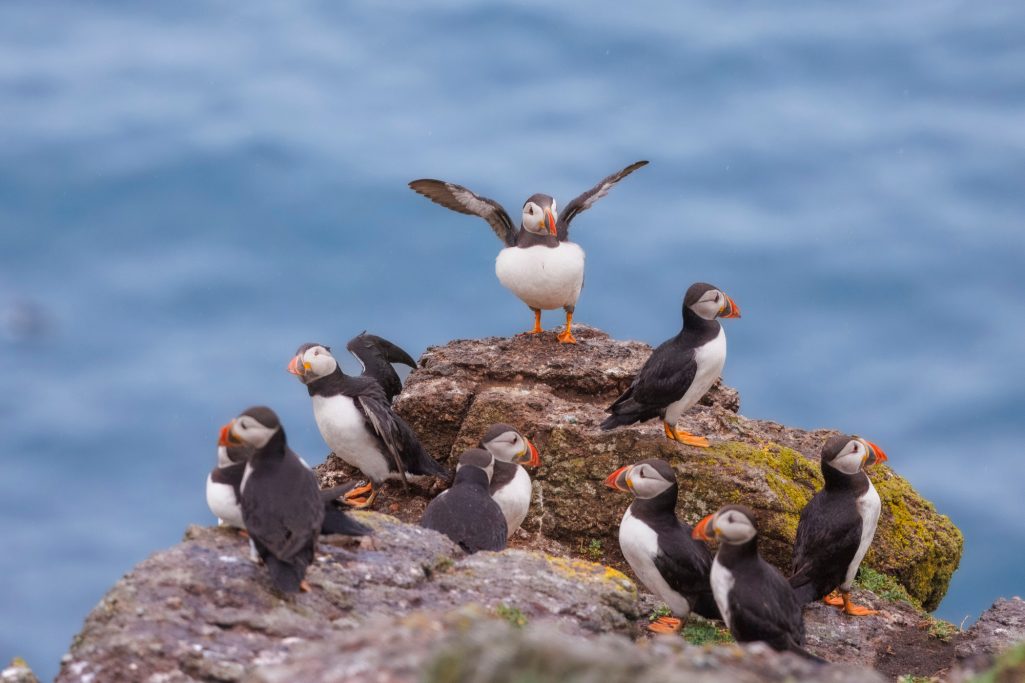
[557,160,648,241]
[409,179,517,247]
[602,338,696,429]
[347,332,417,402]
[728,561,806,652]
[652,527,721,620]
[789,491,863,604]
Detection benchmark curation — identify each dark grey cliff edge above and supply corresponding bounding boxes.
[43,327,1022,682]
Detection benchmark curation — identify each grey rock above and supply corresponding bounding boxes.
[956,596,1025,659]
[1,658,40,683]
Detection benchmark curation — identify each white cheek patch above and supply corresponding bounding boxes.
[832,450,864,475]
[692,299,719,320]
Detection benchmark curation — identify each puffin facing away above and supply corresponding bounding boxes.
[421,449,508,553]
[219,406,323,594]
[409,160,648,343]
[790,435,888,616]
[693,505,821,661]
[345,331,417,403]
[478,423,542,538]
[605,459,720,632]
[601,282,740,447]
[289,343,448,508]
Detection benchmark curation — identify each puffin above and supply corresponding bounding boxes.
[693,505,821,660]
[288,342,448,508]
[345,331,417,403]
[789,434,888,615]
[605,459,720,633]
[218,406,323,594]
[601,282,740,447]
[409,160,648,344]
[206,444,251,530]
[207,442,370,537]
[421,448,507,552]
[477,423,542,538]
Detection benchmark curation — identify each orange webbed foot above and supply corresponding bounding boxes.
[556,329,577,344]
[647,616,683,634]
[663,423,709,448]
[300,580,311,593]
[842,592,878,616]
[343,482,377,509]
[823,590,844,607]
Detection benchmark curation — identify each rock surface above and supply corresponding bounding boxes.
[378,325,962,610]
[948,596,1025,681]
[55,514,638,683]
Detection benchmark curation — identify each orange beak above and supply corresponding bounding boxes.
[218,421,242,447]
[692,513,715,541]
[863,440,888,466]
[287,355,304,376]
[604,465,631,492]
[545,208,557,236]
[513,439,542,468]
[719,294,741,319]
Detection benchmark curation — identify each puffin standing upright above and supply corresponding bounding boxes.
[605,459,720,632]
[601,282,740,447]
[218,406,323,594]
[288,343,448,508]
[693,505,819,660]
[345,331,417,403]
[790,435,888,615]
[478,423,542,538]
[421,449,508,552]
[409,160,648,343]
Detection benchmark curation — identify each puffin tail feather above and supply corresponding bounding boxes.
[788,574,818,606]
[789,643,827,664]
[321,504,372,536]
[264,555,306,594]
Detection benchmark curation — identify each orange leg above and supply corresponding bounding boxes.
[842,591,878,616]
[528,308,543,334]
[556,310,577,344]
[300,580,311,593]
[647,616,682,634]
[823,590,844,607]
[343,481,378,509]
[663,421,710,448]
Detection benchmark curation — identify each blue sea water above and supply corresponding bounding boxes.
[2,1,1024,677]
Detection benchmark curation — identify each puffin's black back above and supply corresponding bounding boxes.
[346,332,417,402]
[421,453,507,553]
[789,440,870,604]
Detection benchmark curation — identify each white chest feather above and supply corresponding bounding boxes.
[495,242,585,311]
[311,394,391,483]
[710,557,736,630]
[619,508,693,617]
[206,473,244,529]
[844,482,882,589]
[665,327,727,424]
[492,465,532,538]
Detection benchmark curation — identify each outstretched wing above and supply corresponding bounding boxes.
[557,160,648,240]
[409,179,517,247]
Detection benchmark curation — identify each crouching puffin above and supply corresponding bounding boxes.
[601,282,740,447]
[693,505,821,661]
[218,406,323,594]
[206,443,251,530]
[409,160,648,343]
[421,449,508,552]
[345,331,417,403]
[207,443,370,538]
[790,435,888,616]
[478,423,542,538]
[605,459,720,633]
[288,343,448,508]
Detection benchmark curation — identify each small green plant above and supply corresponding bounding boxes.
[927,617,958,642]
[496,603,528,628]
[897,676,932,683]
[855,567,921,608]
[649,604,672,622]
[579,538,603,561]
[681,619,734,646]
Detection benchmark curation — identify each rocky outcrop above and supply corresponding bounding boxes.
[1,658,40,683]
[55,514,638,683]
[949,596,1025,681]
[379,326,962,610]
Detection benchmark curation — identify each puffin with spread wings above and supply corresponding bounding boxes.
[409,161,648,343]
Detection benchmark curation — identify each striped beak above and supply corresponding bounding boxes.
[692,513,716,541]
[218,420,243,447]
[604,465,632,492]
[513,438,542,468]
[861,439,888,467]
[545,208,557,236]
[719,294,741,319]
[287,355,306,376]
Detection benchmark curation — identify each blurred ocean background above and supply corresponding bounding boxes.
[2,1,1023,677]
